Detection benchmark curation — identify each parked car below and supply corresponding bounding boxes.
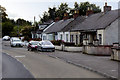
[2,36,10,41]
[27,41,39,51]
[23,40,29,46]
[37,40,55,52]
[10,38,23,47]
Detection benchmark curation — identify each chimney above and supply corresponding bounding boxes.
[54,17,60,22]
[86,6,93,16]
[104,2,111,13]
[63,13,69,20]
[73,10,79,19]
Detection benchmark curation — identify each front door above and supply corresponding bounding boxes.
[80,34,83,45]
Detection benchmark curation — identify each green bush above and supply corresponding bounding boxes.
[51,40,64,46]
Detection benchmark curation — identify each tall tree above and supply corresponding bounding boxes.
[48,7,56,20]
[55,3,70,19]
[79,2,101,15]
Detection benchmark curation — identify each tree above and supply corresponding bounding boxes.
[2,21,14,36]
[41,11,49,23]
[74,2,79,9]
[16,18,32,26]
[21,26,32,41]
[79,2,101,16]
[48,7,56,20]
[55,3,70,19]
[0,5,8,22]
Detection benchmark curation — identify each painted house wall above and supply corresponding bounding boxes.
[58,32,70,42]
[104,19,119,45]
[70,32,80,45]
[97,18,119,45]
[42,33,58,41]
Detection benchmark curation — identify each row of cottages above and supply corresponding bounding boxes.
[42,12,85,44]
[71,8,120,45]
[42,3,120,46]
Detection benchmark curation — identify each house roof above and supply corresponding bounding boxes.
[61,16,86,32]
[44,18,74,33]
[72,9,120,31]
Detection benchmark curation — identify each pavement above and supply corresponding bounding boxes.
[38,50,119,79]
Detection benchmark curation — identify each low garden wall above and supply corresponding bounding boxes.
[111,48,120,61]
[64,46,83,52]
[55,45,63,50]
[55,45,83,52]
[83,45,112,56]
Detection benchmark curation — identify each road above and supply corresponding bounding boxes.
[2,40,105,78]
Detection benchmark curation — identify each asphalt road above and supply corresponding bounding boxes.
[2,53,35,79]
[2,40,105,78]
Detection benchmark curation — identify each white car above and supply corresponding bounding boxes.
[10,38,23,47]
[3,36,10,41]
[37,40,55,52]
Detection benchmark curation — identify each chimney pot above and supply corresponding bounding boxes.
[104,2,111,13]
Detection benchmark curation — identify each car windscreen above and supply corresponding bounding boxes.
[30,42,39,45]
[13,40,21,42]
[42,41,52,45]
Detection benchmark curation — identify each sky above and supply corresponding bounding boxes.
[0,0,120,22]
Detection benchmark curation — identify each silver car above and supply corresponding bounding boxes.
[10,38,23,47]
[37,40,55,52]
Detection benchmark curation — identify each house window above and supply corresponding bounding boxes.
[66,34,68,42]
[70,35,74,42]
[99,34,102,44]
[83,34,89,40]
[43,36,46,40]
[60,34,63,40]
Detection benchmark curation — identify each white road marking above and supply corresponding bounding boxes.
[15,55,26,58]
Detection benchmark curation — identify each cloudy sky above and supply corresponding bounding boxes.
[1,0,120,22]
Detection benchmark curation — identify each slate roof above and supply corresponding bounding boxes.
[72,9,120,31]
[61,16,86,32]
[44,18,74,33]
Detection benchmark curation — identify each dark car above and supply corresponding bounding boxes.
[27,41,39,51]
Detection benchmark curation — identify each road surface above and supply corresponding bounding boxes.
[2,40,105,78]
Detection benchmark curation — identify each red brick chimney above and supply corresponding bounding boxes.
[73,10,79,19]
[63,13,69,20]
[104,2,111,13]
[86,6,94,16]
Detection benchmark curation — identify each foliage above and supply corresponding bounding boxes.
[2,21,14,36]
[78,2,101,15]
[64,42,75,46]
[16,18,32,26]
[55,3,70,19]
[40,2,101,23]
[51,40,64,46]
[0,5,8,22]
[21,26,32,38]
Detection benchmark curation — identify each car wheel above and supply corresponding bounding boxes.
[28,48,29,51]
[37,48,39,51]
[30,48,33,51]
[52,50,55,52]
